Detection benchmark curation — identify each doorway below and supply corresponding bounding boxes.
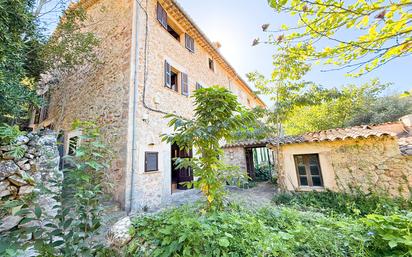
[171,143,193,193]
[245,147,273,181]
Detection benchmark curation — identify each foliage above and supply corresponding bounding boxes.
[362,213,412,255]
[0,0,99,125]
[273,191,412,216]
[254,164,272,182]
[259,0,412,77]
[162,86,252,211]
[0,124,26,145]
[283,80,390,134]
[0,120,113,257]
[128,204,374,257]
[0,0,41,123]
[346,93,412,127]
[0,123,28,158]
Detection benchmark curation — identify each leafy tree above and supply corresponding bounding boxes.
[257,0,412,78]
[0,0,41,124]
[0,0,99,125]
[283,80,389,134]
[162,86,251,211]
[346,93,412,126]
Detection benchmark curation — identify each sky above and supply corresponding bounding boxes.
[176,0,412,105]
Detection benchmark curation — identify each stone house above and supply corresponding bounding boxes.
[34,0,265,212]
[223,115,412,198]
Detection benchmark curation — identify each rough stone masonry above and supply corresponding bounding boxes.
[0,130,62,233]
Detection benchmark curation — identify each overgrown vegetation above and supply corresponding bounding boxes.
[284,82,412,135]
[0,121,115,257]
[0,0,99,125]
[273,191,412,216]
[126,191,412,257]
[162,86,253,211]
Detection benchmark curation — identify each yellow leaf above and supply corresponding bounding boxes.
[357,16,369,28]
[207,195,214,203]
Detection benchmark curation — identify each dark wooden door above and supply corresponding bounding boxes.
[171,143,193,190]
[245,148,255,180]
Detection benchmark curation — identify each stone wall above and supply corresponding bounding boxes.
[223,147,247,174]
[331,137,412,198]
[0,131,61,233]
[47,0,134,207]
[278,136,412,198]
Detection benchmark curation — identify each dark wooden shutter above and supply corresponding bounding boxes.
[157,3,167,29]
[165,60,171,88]
[181,73,189,96]
[185,34,194,52]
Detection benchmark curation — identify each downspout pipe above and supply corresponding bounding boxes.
[128,0,140,214]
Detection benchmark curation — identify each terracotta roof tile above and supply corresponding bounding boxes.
[223,126,397,148]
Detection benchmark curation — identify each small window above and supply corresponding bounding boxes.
[185,33,195,52]
[208,58,214,71]
[68,136,80,156]
[294,154,323,187]
[195,82,203,90]
[145,152,158,172]
[157,3,182,41]
[167,25,180,41]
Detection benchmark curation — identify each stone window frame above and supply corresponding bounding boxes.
[64,130,82,157]
[293,153,324,188]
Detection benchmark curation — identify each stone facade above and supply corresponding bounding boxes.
[47,0,265,211]
[278,136,412,198]
[47,0,134,206]
[0,131,62,233]
[223,147,247,174]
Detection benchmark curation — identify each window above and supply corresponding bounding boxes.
[185,33,195,52]
[208,58,214,71]
[68,136,80,156]
[181,72,189,96]
[165,60,188,94]
[157,2,181,41]
[293,154,323,187]
[145,152,159,172]
[195,82,203,90]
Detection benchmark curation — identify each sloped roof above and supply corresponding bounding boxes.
[223,125,396,148]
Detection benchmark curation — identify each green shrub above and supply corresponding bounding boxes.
[273,191,411,216]
[254,163,272,182]
[128,205,375,257]
[0,124,26,145]
[362,212,412,256]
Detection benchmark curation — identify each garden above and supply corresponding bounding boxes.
[125,191,412,257]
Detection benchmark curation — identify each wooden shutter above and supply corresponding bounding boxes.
[195,82,202,90]
[181,73,189,96]
[164,60,171,88]
[157,3,167,29]
[185,34,195,52]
